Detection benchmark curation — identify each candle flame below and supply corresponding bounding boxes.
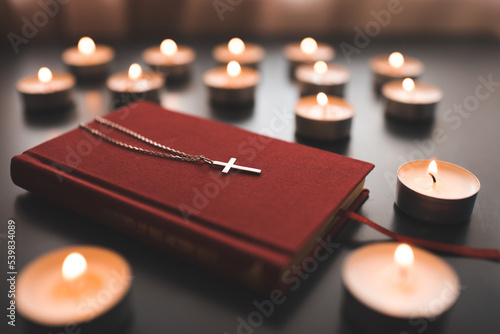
[428,160,438,181]
[228,38,245,55]
[394,244,414,268]
[128,63,142,80]
[313,61,328,74]
[160,39,178,56]
[316,92,328,106]
[227,60,241,77]
[62,252,87,281]
[300,37,318,55]
[78,37,96,55]
[402,78,415,92]
[389,52,404,68]
[38,67,53,83]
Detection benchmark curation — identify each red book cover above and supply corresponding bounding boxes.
[11,101,374,293]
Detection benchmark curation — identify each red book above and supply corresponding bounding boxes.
[11,101,374,293]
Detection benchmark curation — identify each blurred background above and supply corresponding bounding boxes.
[1,0,499,44]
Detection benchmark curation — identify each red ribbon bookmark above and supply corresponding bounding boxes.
[338,209,500,260]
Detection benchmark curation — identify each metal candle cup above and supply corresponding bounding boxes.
[16,69,75,111]
[203,62,260,106]
[382,79,443,122]
[295,62,350,97]
[62,39,114,82]
[342,242,460,334]
[295,94,354,141]
[106,64,164,108]
[396,160,480,224]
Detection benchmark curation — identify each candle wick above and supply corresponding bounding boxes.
[429,172,437,183]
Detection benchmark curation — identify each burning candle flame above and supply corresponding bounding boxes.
[428,160,438,182]
[160,39,178,56]
[389,52,404,68]
[128,63,142,80]
[228,38,245,55]
[402,78,415,92]
[317,92,328,106]
[394,244,414,268]
[38,67,53,83]
[62,252,87,281]
[300,37,318,55]
[227,60,241,77]
[78,37,96,55]
[313,61,328,74]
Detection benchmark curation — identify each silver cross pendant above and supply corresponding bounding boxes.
[212,158,261,175]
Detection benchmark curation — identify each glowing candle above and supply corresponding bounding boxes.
[142,39,195,83]
[16,67,75,111]
[203,60,260,106]
[62,37,114,81]
[382,78,443,122]
[212,37,265,68]
[17,246,131,330]
[342,242,460,333]
[107,63,164,108]
[396,160,480,223]
[295,92,354,141]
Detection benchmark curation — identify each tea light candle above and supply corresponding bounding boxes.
[371,52,424,93]
[383,78,443,122]
[295,92,354,141]
[17,246,132,331]
[212,37,265,68]
[106,63,164,107]
[203,60,260,106]
[295,61,350,97]
[396,160,480,224]
[141,39,196,83]
[284,37,335,78]
[16,67,75,111]
[342,242,460,333]
[61,37,114,81]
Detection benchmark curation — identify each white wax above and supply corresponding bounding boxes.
[283,42,335,63]
[295,63,350,85]
[398,160,480,200]
[370,55,424,78]
[203,66,260,89]
[142,45,195,66]
[342,242,460,319]
[62,45,114,66]
[212,42,265,65]
[106,71,164,93]
[17,246,131,327]
[295,95,354,121]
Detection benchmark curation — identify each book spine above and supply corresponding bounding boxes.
[10,154,283,294]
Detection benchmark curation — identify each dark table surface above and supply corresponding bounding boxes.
[1,37,499,334]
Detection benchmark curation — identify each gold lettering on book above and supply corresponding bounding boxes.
[148,225,163,242]
[137,222,148,236]
[164,234,219,264]
[102,208,137,231]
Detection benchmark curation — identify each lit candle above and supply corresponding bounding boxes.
[212,37,265,68]
[342,242,460,333]
[106,63,164,108]
[295,60,350,97]
[382,78,443,122]
[16,67,75,111]
[17,246,132,331]
[396,160,480,223]
[283,37,335,79]
[370,52,424,94]
[141,39,196,83]
[295,92,354,141]
[203,60,260,106]
[61,37,115,82]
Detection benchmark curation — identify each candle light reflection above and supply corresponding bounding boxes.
[160,39,178,57]
[128,63,143,81]
[313,61,328,74]
[62,252,87,281]
[38,67,52,83]
[389,52,404,68]
[300,37,318,55]
[227,60,241,77]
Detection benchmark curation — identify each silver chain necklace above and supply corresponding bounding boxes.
[79,117,261,175]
